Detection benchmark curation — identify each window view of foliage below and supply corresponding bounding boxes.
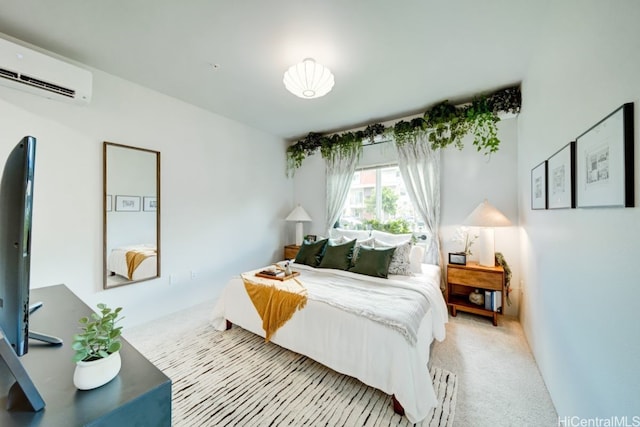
[362,218,411,234]
[338,166,422,234]
[364,187,398,217]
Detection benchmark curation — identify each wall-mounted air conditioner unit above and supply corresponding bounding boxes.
[0,37,92,104]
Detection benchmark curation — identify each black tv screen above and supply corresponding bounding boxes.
[0,135,36,357]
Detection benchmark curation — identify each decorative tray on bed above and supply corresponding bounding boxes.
[255,271,300,281]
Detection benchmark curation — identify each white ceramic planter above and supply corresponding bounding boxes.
[73,351,121,390]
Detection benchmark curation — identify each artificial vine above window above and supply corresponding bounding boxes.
[286,86,521,176]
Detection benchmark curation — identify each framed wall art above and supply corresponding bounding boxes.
[576,102,634,208]
[115,195,141,212]
[143,196,157,212]
[547,142,576,209]
[531,161,548,210]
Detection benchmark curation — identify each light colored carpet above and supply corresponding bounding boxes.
[129,322,457,426]
[429,312,558,427]
[127,301,558,427]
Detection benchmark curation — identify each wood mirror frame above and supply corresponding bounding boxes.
[103,142,160,289]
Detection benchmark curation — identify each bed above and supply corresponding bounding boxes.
[211,234,448,424]
[107,244,157,280]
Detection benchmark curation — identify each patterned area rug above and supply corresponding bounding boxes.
[144,325,457,426]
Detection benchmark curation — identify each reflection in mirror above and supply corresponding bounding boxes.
[104,142,160,289]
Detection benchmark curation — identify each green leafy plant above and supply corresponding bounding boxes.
[364,187,398,217]
[392,118,424,146]
[285,86,521,176]
[495,252,512,306]
[362,218,411,234]
[424,101,467,150]
[72,303,124,362]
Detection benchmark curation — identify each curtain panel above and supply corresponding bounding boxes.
[324,150,359,234]
[395,134,442,268]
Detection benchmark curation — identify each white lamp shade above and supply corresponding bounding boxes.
[463,199,512,227]
[283,58,334,99]
[286,205,312,222]
[463,200,511,267]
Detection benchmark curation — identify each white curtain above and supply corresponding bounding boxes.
[395,133,442,267]
[325,149,359,234]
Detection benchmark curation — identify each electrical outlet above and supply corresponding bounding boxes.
[191,270,197,280]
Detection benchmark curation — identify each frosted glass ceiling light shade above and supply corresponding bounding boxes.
[463,200,512,267]
[286,204,312,246]
[283,58,334,99]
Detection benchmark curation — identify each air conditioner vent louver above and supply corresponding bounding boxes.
[0,37,92,104]
[19,74,75,98]
[0,67,18,79]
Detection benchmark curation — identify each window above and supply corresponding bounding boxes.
[338,165,424,232]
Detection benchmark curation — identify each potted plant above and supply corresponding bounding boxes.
[71,303,124,390]
[449,226,479,265]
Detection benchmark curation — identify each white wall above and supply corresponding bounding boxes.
[0,38,292,327]
[292,118,521,316]
[441,118,521,316]
[518,0,640,419]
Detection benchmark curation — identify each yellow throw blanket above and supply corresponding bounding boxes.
[241,269,307,342]
[125,249,156,280]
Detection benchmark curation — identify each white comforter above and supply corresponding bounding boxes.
[211,263,448,423]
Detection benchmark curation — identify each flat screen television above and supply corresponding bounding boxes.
[0,136,61,411]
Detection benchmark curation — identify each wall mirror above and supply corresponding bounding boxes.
[103,142,160,289]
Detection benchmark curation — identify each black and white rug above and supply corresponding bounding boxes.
[144,324,457,426]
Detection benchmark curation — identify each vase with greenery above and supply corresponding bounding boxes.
[451,226,478,256]
[72,303,124,390]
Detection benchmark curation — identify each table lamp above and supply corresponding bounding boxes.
[286,204,312,246]
[463,199,511,267]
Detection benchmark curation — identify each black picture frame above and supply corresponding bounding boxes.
[531,161,548,210]
[576,102,634,208]
[448,252,466,265]
[305,234,317,243]
[547,142,576,209]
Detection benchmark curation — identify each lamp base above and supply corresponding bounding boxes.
[295,222,304,246]
[477,227,495,267]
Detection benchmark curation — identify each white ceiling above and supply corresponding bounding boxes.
[0,0,550,140]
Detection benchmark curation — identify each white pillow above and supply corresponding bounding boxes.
[370,230,412,245]
[373,239,413,276]
[329,228,371,241]
[409,245,425,274]
[339,237,375,262]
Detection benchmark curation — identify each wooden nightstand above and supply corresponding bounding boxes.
[284,244,300,260]
[447,261,505,326]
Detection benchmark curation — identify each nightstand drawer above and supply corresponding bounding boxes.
[447,267,503,290]
[284,245,300,260]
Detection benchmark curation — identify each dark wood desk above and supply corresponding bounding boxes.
[0,285,171,426]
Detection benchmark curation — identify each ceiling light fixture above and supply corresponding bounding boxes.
[283,58,334,99]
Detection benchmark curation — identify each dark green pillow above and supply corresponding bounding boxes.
[318,239,356,270]
[348,246,396,278]
[294,239,328,267]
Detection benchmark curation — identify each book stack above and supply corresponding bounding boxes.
[484,290,502,312]
[258,269,285,278]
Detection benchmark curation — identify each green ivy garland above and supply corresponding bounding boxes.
[286,86,521,176]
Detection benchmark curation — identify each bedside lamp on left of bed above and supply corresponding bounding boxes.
[286,204,312,246]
